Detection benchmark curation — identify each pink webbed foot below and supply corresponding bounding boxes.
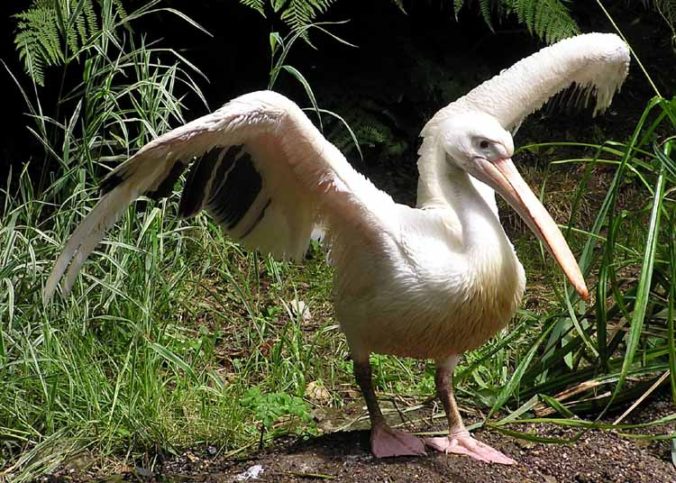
[424,431,515,465]
[371,425,426,458]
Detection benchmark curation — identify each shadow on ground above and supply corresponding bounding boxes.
[134,396,676,482]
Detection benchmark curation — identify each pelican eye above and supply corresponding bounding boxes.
[479,140,490,149]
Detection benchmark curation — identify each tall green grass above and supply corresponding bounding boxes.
[1,166,361,480]
[0,5,366,480]
[478,97,676,439]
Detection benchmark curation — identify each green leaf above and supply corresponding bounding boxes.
[488,321,555,418]
[501,0,579,43]
[273,0,289,13]
[240,0,266,16]
[149,341,198,382]
[280,64,322,129]
[612,164,667,402]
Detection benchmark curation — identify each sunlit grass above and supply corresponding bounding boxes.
[0,175,352,479]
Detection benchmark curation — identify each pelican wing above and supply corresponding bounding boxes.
[45,90,395,301]
[426,33,630,133]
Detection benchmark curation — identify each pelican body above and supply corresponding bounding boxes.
[45,33,630,463]
[335,196,525,360]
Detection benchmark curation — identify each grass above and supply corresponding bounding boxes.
[490,97,676,426]
[0,168,348,478]
[1,1,676,480]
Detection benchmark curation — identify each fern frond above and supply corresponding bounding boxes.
[240,0,337,34]
[442,0,579,44]
[15,6,63,86]
[479,0,496,31]
[280,0,337,33]
[453,0,466,18]
[273,0,289,12]
[79,0,98,49]
[13,0,127,86]
[501,0,579,43]
[239,0,266,16]
[111,0,127,19]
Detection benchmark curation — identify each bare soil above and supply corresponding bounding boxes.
[160,397,675,482]
[55,395,675,482]
[154,429,674,482]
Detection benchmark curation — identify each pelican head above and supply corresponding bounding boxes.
[439,112,514,172]
[438,111,590,301]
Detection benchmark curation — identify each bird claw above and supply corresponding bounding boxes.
[371,425,426,458]
[424,431,515,465]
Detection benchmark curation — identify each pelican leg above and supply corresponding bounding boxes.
[353,357,426,458]
[424,355,515,465]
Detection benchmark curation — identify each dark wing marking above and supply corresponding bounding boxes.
[147,162,186,201]
[100,172,124,195]
[178,148,223,217]
[241,198,272,238]
[206,145,242,200]
[207,150,262,230]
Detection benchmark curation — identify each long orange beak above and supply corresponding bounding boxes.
[475,157,590,301]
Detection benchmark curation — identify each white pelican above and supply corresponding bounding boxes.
[45,33,630,464]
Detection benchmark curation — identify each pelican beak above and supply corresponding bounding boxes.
[475,157,590,301]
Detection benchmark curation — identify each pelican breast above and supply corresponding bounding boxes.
[335,205,526,360]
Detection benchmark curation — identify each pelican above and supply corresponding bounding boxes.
[45,33,630,464]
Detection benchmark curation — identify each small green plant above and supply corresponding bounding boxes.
[267,21,363,157]
[241,387,313,433]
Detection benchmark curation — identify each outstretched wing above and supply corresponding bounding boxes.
[45,90,395,301]
[427,33,630,133]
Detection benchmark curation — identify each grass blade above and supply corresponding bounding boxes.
[610,165,667,405]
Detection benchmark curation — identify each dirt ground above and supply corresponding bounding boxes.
[154,430,673,482]
[54,394,674,482]
[158,401,675,482]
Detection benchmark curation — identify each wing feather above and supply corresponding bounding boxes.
[45,90,395,301]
